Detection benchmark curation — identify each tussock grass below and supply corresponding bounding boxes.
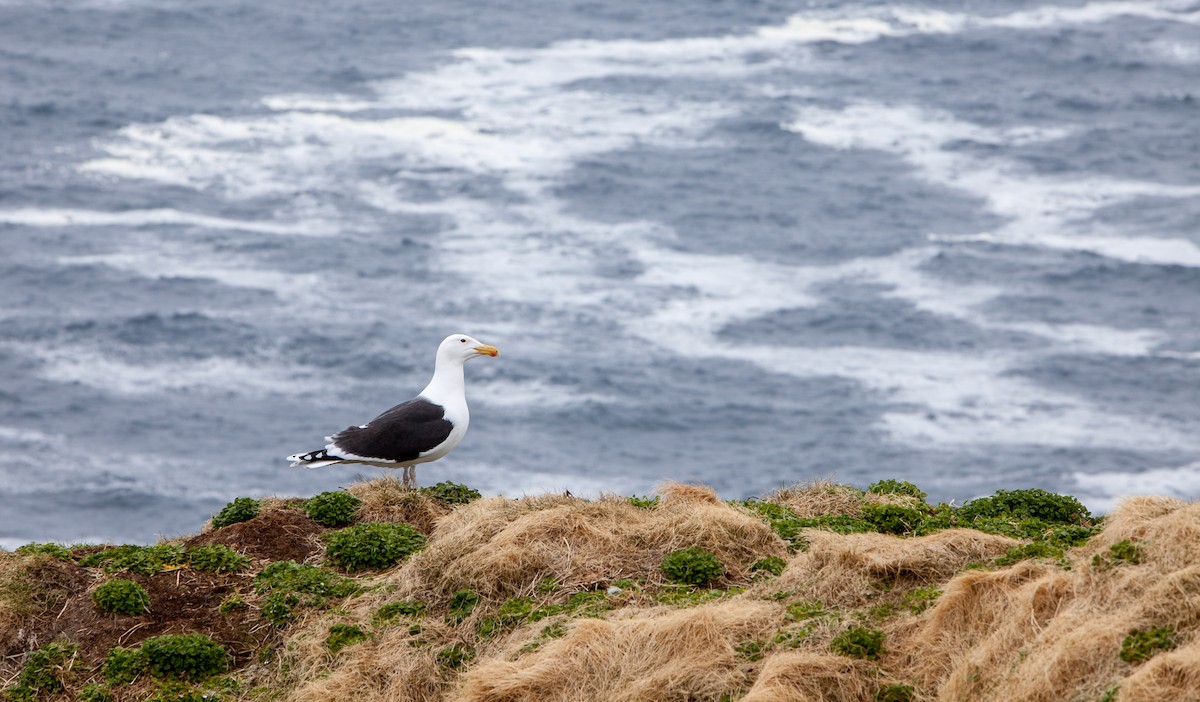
[6,478,1200,702]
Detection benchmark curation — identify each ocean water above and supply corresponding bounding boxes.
[2,0,1199,546]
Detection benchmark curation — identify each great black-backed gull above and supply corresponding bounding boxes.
[287,334,499,487]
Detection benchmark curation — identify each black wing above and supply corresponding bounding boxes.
[329,398,454,462]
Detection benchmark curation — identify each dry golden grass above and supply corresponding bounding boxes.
[459,601,779,702]
[8,479,1200,702]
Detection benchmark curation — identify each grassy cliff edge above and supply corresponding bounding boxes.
[2,477,1197,702]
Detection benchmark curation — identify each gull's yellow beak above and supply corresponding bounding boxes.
[474,344,500,357]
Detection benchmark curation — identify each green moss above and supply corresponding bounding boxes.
[420,481,482,505]
[446,589,480,624]
[627,495,659,509]
[875,683,915,702]
[535,576,560,594]
[1120,626,1176,663]
[372,599,427,626]
[210,497,260,529]
[103,646,149,685]
[14,543,72,561]
[325,624,369,654]
[323,522,425,572]
[140,633,228,679]
[435,643,474,669]
[4,641,78,701]
[659,547,724,586]
[92,578,151,616]
[78,544,186,575]
[867,479,927,501]
[749,556,787,577]
[478,596,538,637]
[521,621,569,653]
[655,585,741,607]
[830,626,884,660]
[302,491,362,528]
[959,489,1091,525]
[187,545,251,574]
[253,561,361,627]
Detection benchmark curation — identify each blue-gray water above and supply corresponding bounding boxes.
[3,0,1199,546]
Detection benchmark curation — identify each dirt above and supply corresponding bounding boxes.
[185,508,327,563]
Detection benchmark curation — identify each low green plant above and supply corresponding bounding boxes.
[994,542,1065,567]
[478,596,538,637]
[218,595,247,615]
[78,683,114,702]
[959,489,1090,525]
[140,633,228,679]
[830,626,884,660]
[875,683,915,702]
[1099,539,1145,568]
[861,503,927,535]
[78,544,186,575]
[867,479,927,501]
[786,600,825,621]
[372,599,426,626]
[324,522,425,572]
[749,556,787,577]
[435,643,474,669]
[92,578,151,616]
[1120,626,1176,663]
[660,547,724,586]
[253,560,360,627]
[5,641,78,700]
[210,497,260,529]
[325,624,369,654]
[628,495,659,509]
[303,491,362,527]
[902,585,941,614]
[521,621,569,653]
[103,646,149,685]
[15,542,72,561]
[144,681,206,702]
[420,481,482,505]
[446,589,480,624]
[535,576,560,594]
[186,545,250,573]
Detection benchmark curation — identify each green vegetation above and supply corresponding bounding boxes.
[659,547,724,586]
[103,646,149,685]
[1094,539,1145,570]
[868,479,927,501]
[875,683,915,702]
[901,585,941,614]
[749,556,787,577]
[14,542,72,561]
[77,683,114,702]
[92,578,151,616]
[140,633,228,679]
[325,624,370,654]
[830,626,885,660]
[420,481,482,505]
[186,544,251,573]
[218,594,247,615]
[446,589,480,624]
[959,489,1090,525]
[861,503,927,535]
[1120,626,1176,663]
[3,641,78,701]
[78,544,186,575]
[521,621,569,653]
[143,681,207,702]
[786,600,825,621]
[210,497,260,529]
[994,541,1067,567]
[303,491,362,528]
[435,643,475,669]
[253,560,361,627]
[628,495,660,509]
[372,599,427,626]
[323,522,426,572]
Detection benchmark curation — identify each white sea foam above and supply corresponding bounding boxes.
[1072,461,1200,514]
[785,103,1200,268]
[0,207,318,235]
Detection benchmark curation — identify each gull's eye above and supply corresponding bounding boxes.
[460,338,467,343]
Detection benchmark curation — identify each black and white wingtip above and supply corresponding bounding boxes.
[288,448,345,470]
